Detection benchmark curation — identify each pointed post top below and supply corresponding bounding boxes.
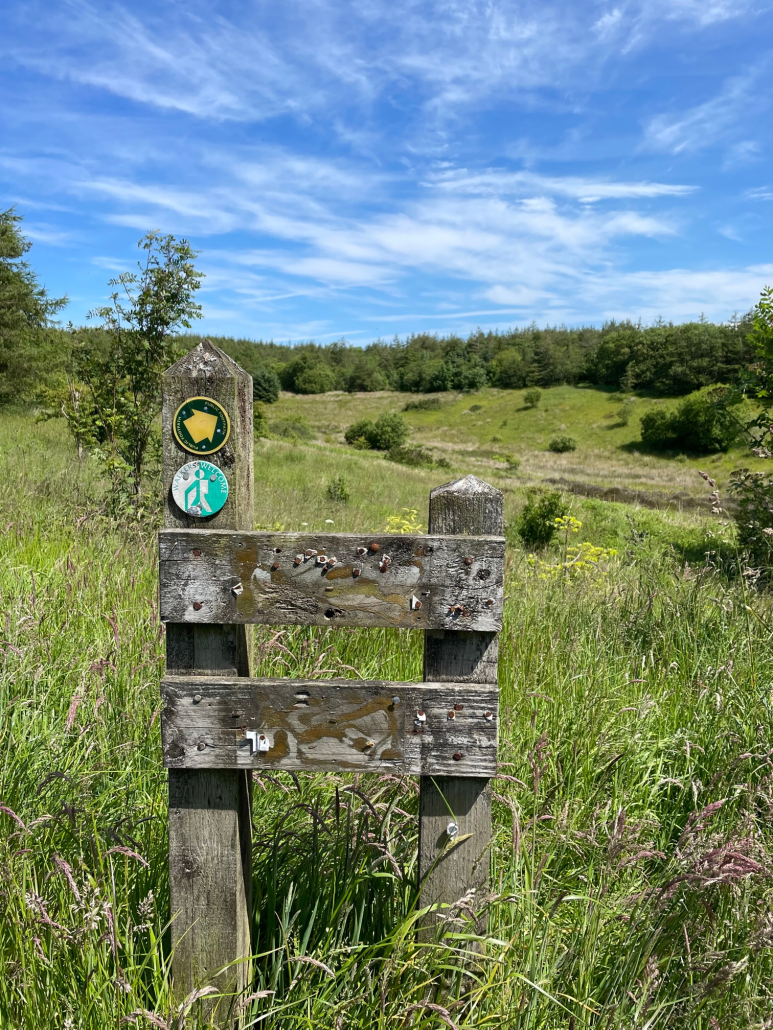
[428,475,503,536]
[163,339,251,384]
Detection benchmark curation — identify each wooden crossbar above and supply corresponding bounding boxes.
[161,675,498,776]
[159,529,505,630]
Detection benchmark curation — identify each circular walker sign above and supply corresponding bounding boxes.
[172,461,229,518]
[173,396,230,455]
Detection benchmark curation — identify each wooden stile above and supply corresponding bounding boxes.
[158,342,504,1020]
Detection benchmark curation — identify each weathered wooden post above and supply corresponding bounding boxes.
[161,340,254,1012]
[419,476,503,925]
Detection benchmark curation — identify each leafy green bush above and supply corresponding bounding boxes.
[548,435,577,453]
[385,445,450,469]
[470,403,483,412]
[517,490,568,548]
[524,388,542,408]
[640,392,740,453]
[270,415,314,441]
[344,412,409,451]
[281,353,337,394]
[326,474,350,503]
[253,402,270,438]
[403,397,442,411]
[252,367,280,404]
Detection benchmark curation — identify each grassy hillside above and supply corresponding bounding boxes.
[268,385,765,502]
[2,414,773,1028]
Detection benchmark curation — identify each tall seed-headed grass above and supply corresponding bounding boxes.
[2,416,773,1027]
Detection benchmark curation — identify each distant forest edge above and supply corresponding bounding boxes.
[180,317,755,398]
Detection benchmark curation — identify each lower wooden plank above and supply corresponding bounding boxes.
[161,675,498,777]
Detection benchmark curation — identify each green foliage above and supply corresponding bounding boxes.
[326,474,350,503]
[344,412,409,451]
[728,467,773,568]
[640,391,740,454]
[253,402,270,438]
[516,490,568,547]
[586,319,753,394]
[269,415,314,441]
[548,434,577,453]
[384,445,450,469]
[252,366,280,404]
[281,352,336,394]
[524,387,542,408]
[403,396,442,411]
[0,207,66,404]
[42,232,202,511]
[179,314,757,399]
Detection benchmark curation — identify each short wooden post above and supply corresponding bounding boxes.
[419,475,503,926]
[161,341,254,1013]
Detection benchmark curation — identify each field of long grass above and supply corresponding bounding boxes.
[268,385,767,501]
[2,414,773,1028]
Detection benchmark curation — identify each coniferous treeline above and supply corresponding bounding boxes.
[181,315,755,398]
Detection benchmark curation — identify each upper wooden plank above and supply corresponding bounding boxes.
[159,529,505,631]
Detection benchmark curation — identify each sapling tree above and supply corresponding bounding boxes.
[56,232,203,510]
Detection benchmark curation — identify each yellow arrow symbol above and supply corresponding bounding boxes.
[183,409,219,444]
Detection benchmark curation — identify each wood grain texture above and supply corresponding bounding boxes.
[419,475,503,926]
[162,341,254,1017]
[159,530,504,630]
[161,675,498,776]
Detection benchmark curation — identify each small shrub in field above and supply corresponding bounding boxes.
[386,445,450,469]
[344,413,409,451]
[640,391,740,453]
[403,397,442,412]
[495,453,521,471]
[252,367,281,404]
[517,490,568,548]
[524,388,542,408]
[470,403,483,412]
[490,434,503,442]
[326,475,349,503]
[270,415,314,441]
[548,435,577,453]
[729,468,773,569]
[253,402,270,438]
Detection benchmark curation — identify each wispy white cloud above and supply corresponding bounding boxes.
[644,67,769,154]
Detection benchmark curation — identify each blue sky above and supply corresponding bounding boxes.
[2,0,773,344]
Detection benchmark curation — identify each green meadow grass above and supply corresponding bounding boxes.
[270,385,766,499]
[2,415,773,1028]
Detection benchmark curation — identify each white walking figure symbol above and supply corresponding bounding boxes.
[185,469,212,514]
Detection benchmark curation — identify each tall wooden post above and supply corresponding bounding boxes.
[161,341,254,1013]
[419,475,503,927]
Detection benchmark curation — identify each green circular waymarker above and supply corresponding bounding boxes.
[173,396,231,455]
[172,461,229,518]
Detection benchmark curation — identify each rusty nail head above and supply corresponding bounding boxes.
[416,710,426,722]
[356,547,368,556]
[328,557,338,566]
[464,556,473,566]
[352,568,361,577]
[485,597,494,606]
[454,703,464,711]
[192,601,202,611]
[484,710,494,721]
[462,607,472,617]
[192,548,201,557]
[447,710,455,719]
[271,561,280,570]
[193,694,202,704]
[197,742,206,751]
[453,752,463,761]
[294,556,302,565]
[305,549,316,558]
[369,542,380,552]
